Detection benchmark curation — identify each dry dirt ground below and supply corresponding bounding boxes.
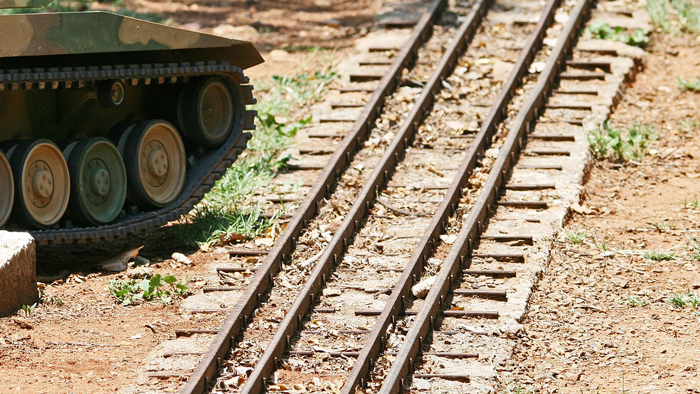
[3,2,700,394]
[0,1,381,392]
[501,33,700,393]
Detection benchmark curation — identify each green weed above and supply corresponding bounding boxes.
[651,220,673,232]
[648,0,672,31]
[678,77,700,92]
[21,303,37,317]
[643,251,675,261]
[45,296,63,306]
[109,274,189,306]
[171,204,285,248]
[647,0,700,34]
[595,239,609,252]
[680,117,698,131]
[682,197,700,209]
[588,120,657,163]
[625,294,648,307]
[668,292,691,308]
[566,230,589,245]
[584,21,649,47]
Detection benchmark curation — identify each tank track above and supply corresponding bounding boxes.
[1,61,257,245]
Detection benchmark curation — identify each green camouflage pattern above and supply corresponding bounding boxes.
[0,12,264,70]
[0,0,53,8]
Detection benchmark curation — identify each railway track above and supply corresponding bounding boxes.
[126,0,648,392]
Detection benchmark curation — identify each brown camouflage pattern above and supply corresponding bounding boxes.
[0,0,53,8]
[0,12,263,70]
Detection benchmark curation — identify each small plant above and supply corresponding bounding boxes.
[648,0,700,33]
[680,117,698,131]
[21,303,37,317]
[588,120,657,163]
[584,22,649,47]
[678,77,700,92]
[651,220,673,232]
[688,293,700,309]
[566,230,588,245]
[46,296,63,306]
[643,251,675,261]
[668,292,689,308]
[682,197,700,209]
[648,0,672,31]
[109,274,189,306]
[625,294,648,307]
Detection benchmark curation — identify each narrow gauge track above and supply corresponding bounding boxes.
[174,0,597,392]
[179,0,455,392]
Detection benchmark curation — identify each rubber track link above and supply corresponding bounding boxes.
[2,61,257,245]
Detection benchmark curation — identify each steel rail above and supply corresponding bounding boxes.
[339,0,494,391]
[179,0,447,392]
[378,0,593,392]
[340,0,564,391]
[238,1,485,392]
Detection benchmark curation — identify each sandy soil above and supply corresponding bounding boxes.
[501,32,700,393]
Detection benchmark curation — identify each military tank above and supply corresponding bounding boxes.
[0,0,263,244]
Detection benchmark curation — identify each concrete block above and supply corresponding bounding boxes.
[0,231,37,317]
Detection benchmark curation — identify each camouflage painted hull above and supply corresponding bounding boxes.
[0,10,263,244]
[0,12,263,69]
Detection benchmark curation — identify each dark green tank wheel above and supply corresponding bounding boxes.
[118,120,186,208]
[63,138,127,226]
[0,150,14,227]
[6,140,70,229]
[178,76,235,148]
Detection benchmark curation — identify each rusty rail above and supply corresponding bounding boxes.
[340,0,566,390]
[378,0,594,392]
[237,1,482,392]
[179,0,448,392]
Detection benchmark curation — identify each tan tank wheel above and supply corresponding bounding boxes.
[64,138,127,226]
[6,140,70,229]
[0,151,14,227]
[118,120,186,208]
[178,76,235,148]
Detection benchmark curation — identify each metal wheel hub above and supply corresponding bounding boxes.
[145,143,169,183]
[29,162,54,205]
[200,84,232,135]
[86,159,111,203]
[111,82,125,106]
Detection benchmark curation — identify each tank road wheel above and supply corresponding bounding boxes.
[63,138,127,226]
[119,120,186,208]
[97,80,126,108]
[178,76,235,148]
[0,151,13,227]
[6,140,70,229]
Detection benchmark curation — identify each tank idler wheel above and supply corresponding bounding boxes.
[118,120,186,208]
[6,140,70,229]
[0,150,14,227]
[63,138,127,226]
[97,79,126,108]
[178,76,235,148]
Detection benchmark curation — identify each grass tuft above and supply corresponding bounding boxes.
[625,294,648,307]
[667,292,700,310]
[678,77,700,92]
[588,120,657,163]
[647,0,700,34]
[643,251,675,261]
[566,230,589,245]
